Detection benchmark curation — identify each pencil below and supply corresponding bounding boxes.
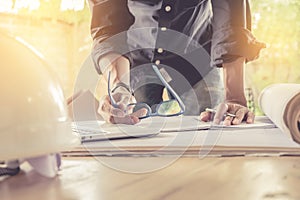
[205,108,236,117]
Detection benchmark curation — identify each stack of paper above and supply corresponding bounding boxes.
[64,116,300,157]
[64,84,300,157]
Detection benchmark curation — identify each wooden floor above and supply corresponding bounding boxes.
[1,156,300,200]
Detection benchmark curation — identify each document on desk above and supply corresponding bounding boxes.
[72,116,275,142]
[72,120,161,142]
[63,84,300,157]
[72,116,205,142]
[64,115,300,157]
[146,116,276,131]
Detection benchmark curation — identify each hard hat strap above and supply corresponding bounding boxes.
[0,160,20,177]
[0,166,20,176]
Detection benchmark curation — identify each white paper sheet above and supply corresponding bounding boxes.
[72,115,276,142]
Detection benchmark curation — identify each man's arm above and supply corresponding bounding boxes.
[200,57,254,125]
[221,57,254,125]
[88,0,143,124]
[199,0,264,125]
[89,0,134,76]
[210,0,265,67]
[223,57,247,107]
[97,52,142,124]
[98,53,130,85]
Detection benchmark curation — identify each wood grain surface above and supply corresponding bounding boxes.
[1,156,300,200]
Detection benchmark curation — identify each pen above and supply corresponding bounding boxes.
[205,108,236,117]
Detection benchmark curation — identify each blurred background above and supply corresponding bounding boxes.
[1,0,299,114]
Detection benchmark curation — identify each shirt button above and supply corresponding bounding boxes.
[165,5,171,12]
[161,27,167,31]
[155,60,161,65]
[157,48,164,54]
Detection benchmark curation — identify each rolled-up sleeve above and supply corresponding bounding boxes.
[211,0,265,67]
[89,0,134,74]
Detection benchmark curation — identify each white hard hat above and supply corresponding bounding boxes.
[0,33,80,177]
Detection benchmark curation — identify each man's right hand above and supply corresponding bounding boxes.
[97,53,147,124]
[98,90,147,125]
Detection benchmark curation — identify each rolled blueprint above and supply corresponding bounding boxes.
[259,84,300,143]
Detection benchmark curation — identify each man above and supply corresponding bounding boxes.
[89,0,265,125]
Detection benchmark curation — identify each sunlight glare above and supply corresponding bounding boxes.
[0,0,86,13]
[14,0,40,11]
[60,0,85,11]
[0,0,13,13]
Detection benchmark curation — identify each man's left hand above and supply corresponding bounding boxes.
[200,102,255,126]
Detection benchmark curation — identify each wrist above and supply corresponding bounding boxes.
[223,57,247,107]
[100,53,130,86]
[98,53,120,74]
[225,96,247,107]
[112,82,133,95]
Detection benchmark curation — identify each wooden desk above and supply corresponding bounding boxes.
[1,156,300,200]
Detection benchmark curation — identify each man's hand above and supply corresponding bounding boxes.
[97,53,147,124]
[200,102,254,125]
[98,90,147,125]
[200,57,255,125]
